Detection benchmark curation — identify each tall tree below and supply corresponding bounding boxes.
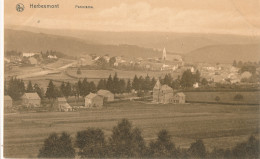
[149,129,176,158]
[109,119,146,158]
[126,79,132,93]
[45,80,56,99]
[26,81,34,93]
[119,79,126,93]
[113,73,120,94]
[180,70,194,88]
[33,83,44,99]
[106,74,113,93]
[132,75,139,91]
[89,81,97,93]
[76,128,107,158]
[60,82,66,96]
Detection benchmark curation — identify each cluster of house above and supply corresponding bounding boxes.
[77,48,184,71]
[153,80,186,104]
[4,90,115,112]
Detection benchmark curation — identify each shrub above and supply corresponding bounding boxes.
[38,132,75,158]
[234,94,244,101]
[215,96,220,102]
[108,118,146,158]
[76,128,107,158]
[148,129,176,158]
[188,139,206,158]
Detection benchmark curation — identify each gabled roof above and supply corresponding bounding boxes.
[97,90,113,96]
[23,93,40,100]
[161,84,173,91]
[4,95,12,101]
[85,93,103,99]
[176,92,185,97]
[153,80,161,89]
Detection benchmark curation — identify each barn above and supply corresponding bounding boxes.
[170,92,186,104]
[57,97,72,112]
[97,89,114,102]
[21,93,41,107]
[85,93,104,108]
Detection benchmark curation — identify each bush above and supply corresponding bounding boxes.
[76,128,107,158]
[188,139,206,158]
[38,132,75,158]
[215,96,220,102]
[234,94,244,101]
[148,129,176,158]
[108,118,146,158]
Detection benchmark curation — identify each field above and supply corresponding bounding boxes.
[4,101,260,158]
[185,91,260,105]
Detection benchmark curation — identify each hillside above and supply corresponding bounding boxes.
[4,29,171,58]
[184,44,260,64]
[7,25,260,54]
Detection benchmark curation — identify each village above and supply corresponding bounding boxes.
[3,47,260,113]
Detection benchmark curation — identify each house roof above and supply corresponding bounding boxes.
[23,93,40,100]
[153,80,161,89]
[85,93,103,99]
[97,90,113,96]
[176,92,185,97]
[57,97,67,102]
[161,85,173,91]
[4,95,12,101]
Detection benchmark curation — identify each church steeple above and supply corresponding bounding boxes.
[162,48,166,61]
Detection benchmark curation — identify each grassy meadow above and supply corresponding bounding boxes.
[4,101,260,158]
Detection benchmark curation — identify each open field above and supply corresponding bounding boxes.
[4,101,260,158]
[185,91,260,105]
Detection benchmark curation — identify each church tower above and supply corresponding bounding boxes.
[162,48,166,61]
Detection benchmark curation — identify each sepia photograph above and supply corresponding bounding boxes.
[2,0,260,158]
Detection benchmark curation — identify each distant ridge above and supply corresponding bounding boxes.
[4,29,175,58]
[184,44,260,64]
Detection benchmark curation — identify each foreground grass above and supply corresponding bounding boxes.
[4,101,260,158]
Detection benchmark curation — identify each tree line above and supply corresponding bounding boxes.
[5,70,204,100]
[38,118,260,158]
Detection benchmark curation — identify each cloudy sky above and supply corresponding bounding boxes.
[5,0,260,35]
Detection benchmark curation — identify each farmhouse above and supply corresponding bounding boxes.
[97,89,114,102]
[57,97,72,112]
[4,95,12,108]
[21,93,41,107]
[153,80,174,104]
[170,92,186,104]
[85,93,104,108]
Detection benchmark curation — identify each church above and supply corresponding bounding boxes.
[153,80,185,104]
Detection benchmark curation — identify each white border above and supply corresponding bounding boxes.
[0,0,4,158]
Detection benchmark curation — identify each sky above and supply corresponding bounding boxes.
[4,0,260,35]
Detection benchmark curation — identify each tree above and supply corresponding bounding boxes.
[97,79,107,90]
[188,139,206,158]
[60,82,66,96]
[38,132,75,158]
[26,81,34,93]
[150,77,156,90]
[81,78,90,96]
[106,74,113,93]
[89,81,97,93]
[109,119,146,158]
[132,75,139,91]
[65,82,72,97]
[113,73,120,94]
[180,70,194,88]
[201,78,208,86]
[126,79,132,93]
[144,74,151,91]
[149,129,176,158]
[45,80,56,99]
[119,79,126,93]
[76,128,107,158]
[7,77,25,100]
